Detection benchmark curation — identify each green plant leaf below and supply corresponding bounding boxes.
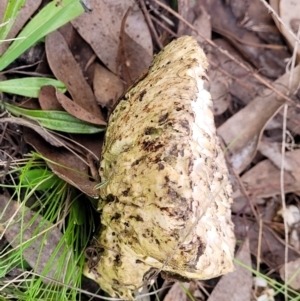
[20,168,59,190]
[0,0,84,71]
[3,101,105,134]
[0,0,26,41]
[0,77,66,97]
[70,197,85,225]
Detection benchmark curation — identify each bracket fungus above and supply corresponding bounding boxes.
[84,36,235,299]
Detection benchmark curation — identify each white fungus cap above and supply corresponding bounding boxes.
[83,36,236,300]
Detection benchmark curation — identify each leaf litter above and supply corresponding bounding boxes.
[1,0,300,300]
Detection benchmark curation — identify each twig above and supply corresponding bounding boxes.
[254,215,263,296]
[258,0,300,45]
[150,15,178,38]
[138,0,164,49]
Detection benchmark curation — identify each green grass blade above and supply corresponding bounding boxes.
[3,101,105,134]
[0,156,91,301]
[0,77,66,97]
[0,0,84,71]
[0,0,26,41]
[94,180,108,189]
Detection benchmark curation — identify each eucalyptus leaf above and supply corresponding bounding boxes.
[0,77,66,97]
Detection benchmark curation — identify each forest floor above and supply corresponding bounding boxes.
[0,0,300,300]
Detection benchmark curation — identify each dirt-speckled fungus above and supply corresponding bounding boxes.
[83,36,235,299]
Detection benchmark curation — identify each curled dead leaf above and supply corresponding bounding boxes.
[93,63,124,110]
[46,30,103,120]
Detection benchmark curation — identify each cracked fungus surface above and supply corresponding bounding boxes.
[83,36,235,299]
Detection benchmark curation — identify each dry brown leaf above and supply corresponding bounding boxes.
[230,0,277,34]
[177,0,194,36]
[269,101,300,136]
[0,195,78,284]
[258,140,296,172]
[39,85,63,111]
[279,258,300,290]
[234,218,300,269]
[285,105,300,135]
[55,90,106,126]
[2,108,101,160]
[208,68,231,116]
[203,0,288,78]
[0,116,65,147]
[163,282,189,301]
[270,0,300,61]
[117,10,153,85]
[71,0,152,74]
[227,0,249,22]
[45,30,103,120]
[93,63,124,109]
[71,131,102,159]
[209,39,265,106]
[207,238,252,301]
[191,4,211,44]
[58,23,96,86]
[240,149,300,198]
[0,0,42,55]
[218,64,300,174]
[24,129,98,198]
